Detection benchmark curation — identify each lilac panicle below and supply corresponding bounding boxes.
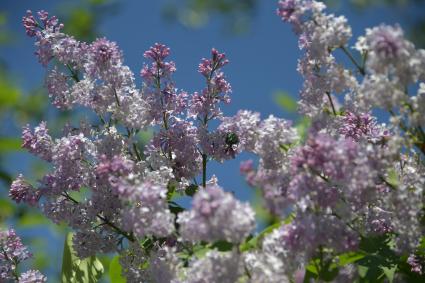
[189,48,231,120]
[177,183,256,243]
[21,121,53,162]
[10,175,40,206]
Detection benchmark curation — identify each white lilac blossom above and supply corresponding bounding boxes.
[12,3,425,282]
[178,184,255,243]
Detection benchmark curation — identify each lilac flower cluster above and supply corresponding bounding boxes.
[11,2,425,282]
[0,229,46,282]
[177,183,256,243]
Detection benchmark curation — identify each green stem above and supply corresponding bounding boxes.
[66,64,80,82]
[62,193,135,242]
[326,91,337,116]
[202,154,207,188]
[340,46,365,76]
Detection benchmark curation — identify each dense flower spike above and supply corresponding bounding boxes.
[182,250,242,283]
[21,122,53,162]
[13,3,425,282]
[189,48,231,120]
[9,175,40,205]
[123,182,175,238]
[178,184,255,243]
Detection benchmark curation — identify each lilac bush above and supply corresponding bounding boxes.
[3,1,425,282]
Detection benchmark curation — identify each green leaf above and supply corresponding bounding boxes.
[0,169,12,183]
[68,187,90,202]
[0,199,14,220]
[169,201,185,216]
[0,75,20,107]
[239,221,281,252]
[295,116,311,141]
[381,265,397,283]
[306,263,319,275]
[61,233,104,283]
[18,213,49,227]
[185,184,198,197]
[274,91,297,113]
[386,169,399,188]
[109,256,126,283]
[210,240,233,252]
[338,251,366,266]
[0,138,21,153]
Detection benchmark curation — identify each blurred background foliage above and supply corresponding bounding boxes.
[162,0,257,34]
[0,0,424,281]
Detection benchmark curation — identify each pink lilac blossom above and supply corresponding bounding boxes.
[148,120,201,179]
[72,230,117,259]
[18,270,47,283]
[182,250,242,283]
[178,184,255,243]
[9,175,40,206]
[339,112,379,141]
[146,246,180,283]
[140,43,186,126]
[277,214,359,259]
[21,121,53,162]
[244,252,290,283]
[122,182,175,238]
[0,229,46,282]
[188,48,231,120]
[407,254,423,275]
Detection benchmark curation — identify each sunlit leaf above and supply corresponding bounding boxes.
[274,90,297,113]
[61,233,104,283]
[338,251,366,266]
[239,221,281,252]
[18,213,49,227]
[0,138,21,153]
[109,255,126,283]
[382,265,397,283]
[0,199,14,221]
[0,77,20,108]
